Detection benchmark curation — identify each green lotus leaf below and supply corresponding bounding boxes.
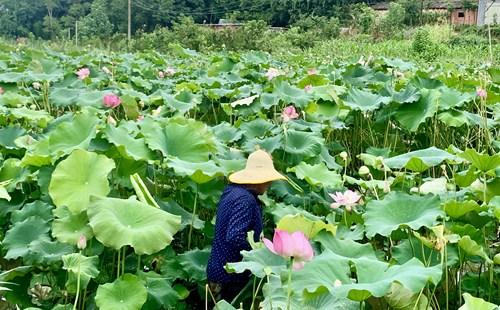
[384,282,431,310]
[459,149,500,173]
[363,192,443,238]
[0,92,31,107]
[0,158,29,190]
[303,288,359,310]
[104,125,155,161]
[212,122,243,143]
[459,293,498,310]
[50,88,109,107]
[52,206,93,245]
[389,85,421,104]
[177,248,211,282]
[273,80,312,108]
[26,240,74,265]
[2,217,50,259]
[418,178,447,195]
[130,173,160,208]
[242,135,281,154]
[137,271,180,309]
[261,274,301,310]
[47,111,99,159]
[62,253,99,293]
[159,200,204,230]
[443,200,486,218]
[288,162,342,189]
[438,86,474,110]
[10,201,53,223]
[438,110,473,127]
[49,150,115,214]
[0,185,9,201]
[315,231,379,262]
[8,107,53,127]
[226,247,287,278]
[214,300,238,310]
[0,126,26,149]
[336,258,442,301]
[458,236,492,264]
[277,214,336,239]
[283,130,323,157]
[141,117,216,162]
[166,158,224,184]
[395,89,440,132]
[343,88,391,111]
[87,196,181,255]
[239,118,275,139]
[163,91,200,113]
[384,147,457,172]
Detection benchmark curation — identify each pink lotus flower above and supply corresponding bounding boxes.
[304,84,313,92]
[282,105,299,122]
[76,68,90,80]
[158,71,165,78]
[329,190,361,211]
[307,68,318,75]
[265,68,280,80]
[77,234,87,250]
[476,87,487,99]
[0,87,4,95]
[165,67,176,76]
[263,229,314,270]
[103,94,121,108]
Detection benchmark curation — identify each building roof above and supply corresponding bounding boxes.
[371,0,474,10]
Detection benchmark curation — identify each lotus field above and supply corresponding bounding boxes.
[0,42,500,310]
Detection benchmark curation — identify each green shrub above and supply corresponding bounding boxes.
[412,28,443,61]
[350,3,376,34]
[380,2,406,38]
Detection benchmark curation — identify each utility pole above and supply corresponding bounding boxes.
[478,0,487,26]
[128,0,132,43]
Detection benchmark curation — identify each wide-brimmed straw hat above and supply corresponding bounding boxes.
[229,150,286,184]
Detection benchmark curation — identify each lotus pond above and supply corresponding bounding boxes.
[0,42,499,310]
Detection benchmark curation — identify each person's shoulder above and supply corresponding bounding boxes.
[224,185,257,203]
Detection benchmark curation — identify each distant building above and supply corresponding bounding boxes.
[485,1,500,24]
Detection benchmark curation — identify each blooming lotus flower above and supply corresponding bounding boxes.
[107,115,117,126]
[263,229,314,270]
[307,68,318,75]
[165,67,176,76]
[32,82,41,90]
[102,66,111,75]
[77,235,87,250]
[304,84,313,92]
[476,87,487,99]
[158,71,165,78]
[265,68,280,80]
[76,68,90,80]
[103,94,121,108]
[282,105,299,122]
[0,87,4,95]
[329,190,361,211]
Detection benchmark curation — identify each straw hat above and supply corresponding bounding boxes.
[229,150,286,184]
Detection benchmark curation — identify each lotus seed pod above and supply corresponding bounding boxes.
[359,166,370,176]
[340,151,348,160]
[494,253,500,265]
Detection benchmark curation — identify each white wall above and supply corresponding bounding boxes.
[485,1,500,24]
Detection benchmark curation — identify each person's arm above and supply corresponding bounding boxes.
[225,197,254,251]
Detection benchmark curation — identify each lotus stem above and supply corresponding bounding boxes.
[251,276,265,310]
[73,255,81,310]
[188,186,198,250]
[286,258,293,310]
[121,247,126,276]
[116,249,121,279]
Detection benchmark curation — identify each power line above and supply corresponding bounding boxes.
[132,0,269,16]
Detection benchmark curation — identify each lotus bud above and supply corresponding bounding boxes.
[107,115,117,126]
[77,234,87,250]
[340,151,348,161]
[29,104,37,110]
[138,101,145,108]
[32,82,41,90]
[383,181,391,193]
[151,106,162,117]
[102,66,111,75]
[334,279,342,287]
[358,166,370,176]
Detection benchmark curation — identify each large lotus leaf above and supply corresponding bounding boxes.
[0,126,26,149]
[2,217,50,259]
[226,247,287,278]
[283,130,322,157]
[335,258,442,301]
[343,88,391,111]
[10,201,53,223]
[438,87,474,110]
[0,185,9,201]
[159,200,204,230]
[47,110,99,159]
[303,288,359,310]
[87,196,181,255]
[0,158,29,190]
[395,89,440,132]
[166,158,224,184]
[50,88,109,107]
[277,214,336,238]
[261,274,301,310]
[443,200,486,218]
[384,282,431,310]
[137,271,180,310]
[392,236,459,267]
[212,122,243,143]
[458,236,492,263]
[363,192,443,238]
[95,274,147,310]
[239,118,275,139]
[291,249,352,295]
[459,293,498,310]
[288,162,342,189]
[242,135,282,154]
[8,107,53,127]
[141,117,216,162]
[49,150,115,214]
[0,92,31,107]
[62,253,99,293]
[384,147,457,172]
[52,206,93,245]
[273,80,312,108]
[459,149,500,173]
[389,85,421,104]
[177,248,211,282]
[163,91,200,113]
[314,231,379,262]
[437,110,478,127]
[26,240,74,265]
[104,125,155,161]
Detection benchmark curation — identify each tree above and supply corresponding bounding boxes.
[78,0,114,39]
